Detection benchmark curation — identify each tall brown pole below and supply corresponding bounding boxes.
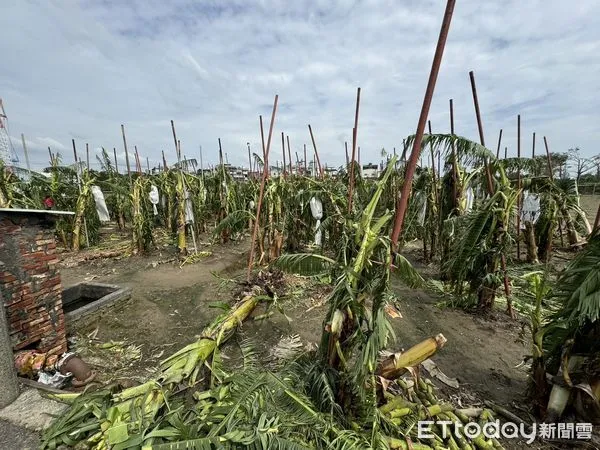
[247,142,252,178]
[218,138,224,166]
[162,150,168,170]
[390,0,456,250]
[348,87,361,213]
[134,145,141,173]
[113,147,119,174]
[543,136,553,180]
[85,143,90,171]
[121,124,132,180]
[516,115,522,260]
[345,142,349,165]
[532,132,536,175]
[286,135,292,175]
[544,136,564,247]
[259,116,266,159]
[308,124,323,178]
[303,144,307,173]
[450,99,458,210]
[496,129,503,159]
[281,132,287,176]
[170,120,180,164]
[72,139,78,170]
[469,71,494,194]
[247,95,279,281]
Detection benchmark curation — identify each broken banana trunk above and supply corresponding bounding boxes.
[376,334,447,380]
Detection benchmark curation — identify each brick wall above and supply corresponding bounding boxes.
[0,213,67,356]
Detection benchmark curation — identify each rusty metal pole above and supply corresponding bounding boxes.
[247,142,252,178]
[281,132,287,177]
[449,99,458,211]
[496,129,503,159]
[171,120,181,164]
[308,124,323,179]
[348,87,361,213]
[532,132,536,175]
[544,136,564,247]
[390,0,456,250]
[121,124,132,180]
[162,150,168,170]
[517,115,522,261]
[345,142,349,165]
[113,147,119,174]
[287,135,293,175]
[247,95,278,281]
[469,71,494,194]
[303,144,307,174]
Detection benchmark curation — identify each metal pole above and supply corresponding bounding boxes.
[171,120,180,164]
[281,132,287,177]
[496,129,503,159]
[147,157,150,174]
[162,150,168,170]
[121,124,132,180]
[450,99,458,211]
[86,143,90,171]
[303,144,307,173]
[286,135,292,175]
[113,147,119,174]
[390,0,456,250]
[199,145,204,179]
[247,95,278,281]
[20,133,31,171]
[348,87,361,213]
[247,142,252,178]
[308,124,323,178]
[469,71,494,194]
[517,114,522,260]
[532,132,536,175]
[345,142,349,165]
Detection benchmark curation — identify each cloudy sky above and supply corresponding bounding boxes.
[1,0,599,171]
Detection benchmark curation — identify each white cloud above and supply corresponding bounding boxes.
[1,0,599,173]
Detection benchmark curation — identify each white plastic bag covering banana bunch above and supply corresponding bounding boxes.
[309,197,323,246]
[184,189,195,224]
[149,185,160,215]
[91,185,110,222]
[521,190,541,228]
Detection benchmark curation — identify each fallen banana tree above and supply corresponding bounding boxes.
[41,287,266,450]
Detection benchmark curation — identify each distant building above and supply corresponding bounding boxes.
[362,163,379,179]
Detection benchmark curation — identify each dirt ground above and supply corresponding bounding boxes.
[58,231,531,414]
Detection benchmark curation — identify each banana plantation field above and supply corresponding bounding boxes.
[2,127,600,450]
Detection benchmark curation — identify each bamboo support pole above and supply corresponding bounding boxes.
[449,99,458,211]
[517,115,522,260]
[308,124,323,179]
[348,87,361,213]
[469,71,495,194]
[247,95,278,281]
[281,132,287,177]
[286,135,292,175]
[20,134,31,171]
[496,129,503,159]
[121,124,132,180]
[113,148,119,174]
[390,0,456,249]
